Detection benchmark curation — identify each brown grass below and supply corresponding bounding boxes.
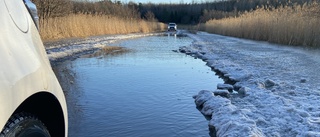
[81,46,130,58]
[100,46,130,56]
[101,46,123,52]
[201,2,320,47]
[40,14,166,41]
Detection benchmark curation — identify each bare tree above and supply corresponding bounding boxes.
[32,0,72,20]
[144,11,157,21]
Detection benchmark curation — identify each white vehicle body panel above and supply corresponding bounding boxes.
[0,0,68,136]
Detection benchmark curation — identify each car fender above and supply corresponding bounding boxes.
[0,0,68,136]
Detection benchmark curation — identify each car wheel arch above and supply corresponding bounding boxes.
[12,91,66,137]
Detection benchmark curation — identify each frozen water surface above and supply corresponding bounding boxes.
[184,32,320,136]
[52,35,223,137]
[49,31,320,136]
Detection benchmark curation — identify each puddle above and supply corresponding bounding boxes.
[53,35,223,137]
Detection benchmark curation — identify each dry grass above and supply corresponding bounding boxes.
[82,46,130,58]
[100,46,131,55]
[202,2,320,47]
[101,46,123,52]
[40,14,166,41]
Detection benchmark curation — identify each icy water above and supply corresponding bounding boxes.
[53,35,223,137]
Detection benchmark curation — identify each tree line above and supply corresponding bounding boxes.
[140,0,319,24]
[31,0,143,21]
[31,0,319,24]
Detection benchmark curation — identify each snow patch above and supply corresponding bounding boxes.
[194,90,265,136]
[183,32,320,136]
[46,33,160,62]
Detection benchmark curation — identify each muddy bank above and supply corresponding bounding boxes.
[44,33,162,65]
[44,32,192,66]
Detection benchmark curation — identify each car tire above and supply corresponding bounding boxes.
[0,113,50,137]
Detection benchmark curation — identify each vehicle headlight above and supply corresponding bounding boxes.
[24,0,39,30]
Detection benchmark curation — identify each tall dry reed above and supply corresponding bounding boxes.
[40,14,166,41]
[202,2,320,47]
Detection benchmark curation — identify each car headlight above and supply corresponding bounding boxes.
[24,0,39,30]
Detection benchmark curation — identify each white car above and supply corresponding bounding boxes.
[0,0,68,136]
[167,23,177,31]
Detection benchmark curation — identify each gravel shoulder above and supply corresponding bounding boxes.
[182,32,320,136]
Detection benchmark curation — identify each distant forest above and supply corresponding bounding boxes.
[32,0,319,24]
[139,0,319,24]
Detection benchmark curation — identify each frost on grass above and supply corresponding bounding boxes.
[194,90,265,136]
[184,32,320,136]
[45,33,158,63]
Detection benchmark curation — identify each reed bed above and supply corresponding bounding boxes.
[202,3,320,47]
[40,14,166,41]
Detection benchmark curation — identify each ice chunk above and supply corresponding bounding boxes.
[204,96,265,137]
[264,79,276,88]
[213,90,230,98]
[238,86,250,95]
[194,90,214,107]
[300,78,307,83]
[217,83,234,92]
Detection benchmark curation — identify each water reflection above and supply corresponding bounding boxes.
[53,35,223,137]
[53,64,85,136]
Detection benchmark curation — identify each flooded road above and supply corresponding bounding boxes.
[53,35,222,137]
